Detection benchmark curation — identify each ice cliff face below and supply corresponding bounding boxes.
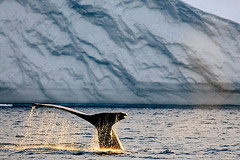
[0,0,240,104]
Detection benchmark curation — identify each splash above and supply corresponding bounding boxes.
[15,106,83,151]
[89,130,99,150]
[20,106,35,145]
[1,144,81,151]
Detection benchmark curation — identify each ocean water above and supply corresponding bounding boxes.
[0,104,239,159]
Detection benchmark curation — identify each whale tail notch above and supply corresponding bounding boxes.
[32,103,127,150]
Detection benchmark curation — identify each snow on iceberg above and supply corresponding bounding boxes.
[0,0,240,105]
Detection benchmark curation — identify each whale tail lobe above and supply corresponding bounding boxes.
[32,103,127,150]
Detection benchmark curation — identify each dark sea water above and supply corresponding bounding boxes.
[0,104,240,159]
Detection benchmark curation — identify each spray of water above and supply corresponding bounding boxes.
[14,106,84,151]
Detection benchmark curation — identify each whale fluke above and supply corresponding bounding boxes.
[32,103,127,150]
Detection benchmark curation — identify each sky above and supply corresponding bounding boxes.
[181,0,240,23]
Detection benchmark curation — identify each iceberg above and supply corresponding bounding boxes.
[0,0,240,105]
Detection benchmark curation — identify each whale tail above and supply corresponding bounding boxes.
[87,112,127,149]
[32,103,127,150]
